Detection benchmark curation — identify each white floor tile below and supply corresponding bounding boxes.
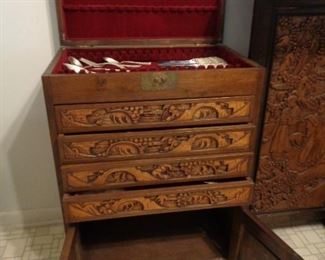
[32,235,53,246]
[290,234,305,248]
[2,238,27,258]
[49,225,64,235]
[303,230,323,243]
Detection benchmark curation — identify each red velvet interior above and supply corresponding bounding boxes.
[53,46,252,74]
[60,0,224,41]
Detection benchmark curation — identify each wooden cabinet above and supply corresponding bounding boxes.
[60,208,301,260]
[42,0,302,258]
[250,0,325,215]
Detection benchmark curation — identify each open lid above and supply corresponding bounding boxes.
[57,0,225,46]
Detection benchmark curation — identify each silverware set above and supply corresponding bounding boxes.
[64,56,228,74]
[64,56,152,74]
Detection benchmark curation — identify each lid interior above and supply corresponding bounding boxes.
[58,0,225,44]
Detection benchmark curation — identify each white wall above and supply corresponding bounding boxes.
[0,0,254,227]
[0,0,62,226]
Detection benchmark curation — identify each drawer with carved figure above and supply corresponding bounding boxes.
[61,153,254,192]
[58,125,255,164]
[63,179,254,223]
[55,96,254,133]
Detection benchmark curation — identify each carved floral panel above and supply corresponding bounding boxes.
[60,129,252,163]
[253,16,325,213]
[56,98,252,132]
[65,185,252,222]
[63,156,251,191]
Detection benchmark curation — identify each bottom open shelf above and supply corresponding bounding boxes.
[62,208,303,260]
[73,209,230,260]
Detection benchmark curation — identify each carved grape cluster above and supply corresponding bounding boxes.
[121,106,144,122]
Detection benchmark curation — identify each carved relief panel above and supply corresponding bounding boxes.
[253,15,325,213]
[62,154,252,191]
[59,127,253,163]
[56,97,253,133]
[64,182,253,222]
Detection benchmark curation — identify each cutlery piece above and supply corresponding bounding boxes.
[81,57,133,69]
[103,57,147,67]
[159,57,228,69]
[121,60,152,65]
[68,56,84,67]
[64,63,91,74]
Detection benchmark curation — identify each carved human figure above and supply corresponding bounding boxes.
[270,95,301,160]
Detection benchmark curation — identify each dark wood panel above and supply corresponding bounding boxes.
[44,67,262,105]
[253,14,325,213]
[258,208,325,229]
[229,208,302,260]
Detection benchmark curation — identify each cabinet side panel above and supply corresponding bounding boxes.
[252,14,325,213]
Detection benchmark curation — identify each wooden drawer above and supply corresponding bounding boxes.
[61,153,253,192]
[55,96,254,133]
[61,208,302,260]
[59,125,255,164]
[63,179,254,223]
[44,67,263,105]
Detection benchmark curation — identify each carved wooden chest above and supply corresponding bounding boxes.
[250,0,325,221]
[42,0,302,259]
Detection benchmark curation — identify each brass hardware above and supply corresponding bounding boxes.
[141,72,178,91]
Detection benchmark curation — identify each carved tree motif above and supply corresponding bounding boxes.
[57,99,251,131]
[253,15,325,213]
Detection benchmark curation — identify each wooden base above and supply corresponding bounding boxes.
[257,208,325,229]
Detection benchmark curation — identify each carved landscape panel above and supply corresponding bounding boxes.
[56,97,252,133]
[62,155,252,191]
[253,16,325,213]
[59,128,253,163]
[65,184,253,222]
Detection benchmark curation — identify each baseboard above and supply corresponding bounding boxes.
[0,207,63,228]
[257,207,325,228]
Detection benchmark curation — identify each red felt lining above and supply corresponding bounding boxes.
[60,0,224,41]
[52,46,252,74]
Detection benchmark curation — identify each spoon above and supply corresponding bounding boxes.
[68,56,84,67]
[104,57,151,66]
[64,63,128,74]
[63,63,91,74]
[80,57,127,69]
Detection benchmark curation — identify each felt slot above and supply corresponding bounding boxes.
[63,5,218,12]
[60,0,224,41]
[63,0,221,7]
[52,46,252,74]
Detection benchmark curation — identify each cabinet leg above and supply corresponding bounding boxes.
[228,207,245,260]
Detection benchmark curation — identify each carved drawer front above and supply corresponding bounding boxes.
[61,153,253,192]
[55,96,254,133]
[59,125,255,164]
[63,179,254,223]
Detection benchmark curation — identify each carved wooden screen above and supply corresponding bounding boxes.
[253,15,325,213]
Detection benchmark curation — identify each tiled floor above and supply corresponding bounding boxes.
[0,222,324,259]
[0,225,64,260]
[274,222,325,260]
